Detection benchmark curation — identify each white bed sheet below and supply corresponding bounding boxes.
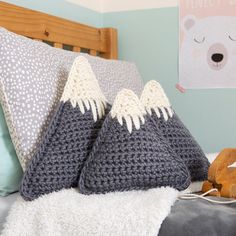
[0,192,19,233]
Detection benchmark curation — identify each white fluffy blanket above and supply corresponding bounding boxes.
[2,187,178,236]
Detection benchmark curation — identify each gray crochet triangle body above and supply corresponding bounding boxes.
[152,109,209,181]
[79,114,191,195]
[20,101,106,201]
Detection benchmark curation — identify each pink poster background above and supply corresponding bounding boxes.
[179,0,236,89]
[180,0,236,44]
[180,0,236,18]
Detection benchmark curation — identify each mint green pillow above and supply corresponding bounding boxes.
[0,105,23,196]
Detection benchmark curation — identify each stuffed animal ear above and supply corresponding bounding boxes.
[181,15,197,33]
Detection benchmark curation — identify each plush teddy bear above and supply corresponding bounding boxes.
[202,148,236,198]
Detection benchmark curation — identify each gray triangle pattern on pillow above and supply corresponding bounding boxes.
[79,89,191,195]
[20,56,108,201]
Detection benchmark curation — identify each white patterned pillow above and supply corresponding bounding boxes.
[0,27,143,170]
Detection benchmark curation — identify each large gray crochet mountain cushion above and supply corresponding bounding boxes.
[20,56,109,201]
[79,90,191,195]
[20,101,106,201]
[140,80,210,182]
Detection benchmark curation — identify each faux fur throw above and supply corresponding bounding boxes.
[2,187,178,236]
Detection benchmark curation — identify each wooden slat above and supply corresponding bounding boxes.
[90,49,97,56]
[0,1,118,59]
[54,43,63,48]
[73,46,81,52]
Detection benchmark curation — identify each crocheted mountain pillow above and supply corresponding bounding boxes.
[0,27,143,170]
[20,56,108,201]
[79,89,191,195]
[140,80,210,181]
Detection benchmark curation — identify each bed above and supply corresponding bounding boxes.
[0,2,236,236]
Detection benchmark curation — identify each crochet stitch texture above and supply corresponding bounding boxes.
[79,89,191,194]
[20,56,108,201]
[141,80,209,181]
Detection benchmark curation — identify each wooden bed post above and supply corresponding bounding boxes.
[100,28,118,60]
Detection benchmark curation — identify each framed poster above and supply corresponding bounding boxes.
[179,0,236,89]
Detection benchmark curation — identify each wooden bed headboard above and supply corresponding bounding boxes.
[0,1,118,59]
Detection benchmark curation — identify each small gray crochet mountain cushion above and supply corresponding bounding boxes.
[79,114,191,195]
[20,101,108,201]
[152,109,209,182]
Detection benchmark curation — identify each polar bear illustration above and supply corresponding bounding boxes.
[180,15,236,88]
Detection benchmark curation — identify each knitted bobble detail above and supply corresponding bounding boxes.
[61,56,107,122]
[140,80,174,121]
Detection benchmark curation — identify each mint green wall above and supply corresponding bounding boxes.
[3,0,102,27]
[104,7,236,153]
